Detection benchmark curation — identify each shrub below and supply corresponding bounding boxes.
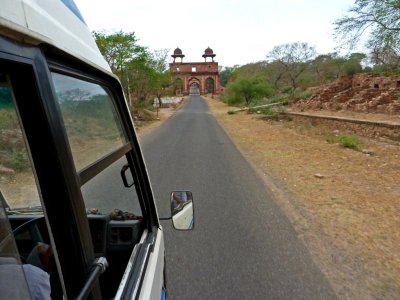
[225,76,273,106]
[225,94,243,106]
[338,134,361,149]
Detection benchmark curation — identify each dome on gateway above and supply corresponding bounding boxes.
[174,47,183,55]
[204,47,214,55]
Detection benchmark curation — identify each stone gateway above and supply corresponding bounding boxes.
[170,47,222,96]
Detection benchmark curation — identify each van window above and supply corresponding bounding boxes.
[51,73,126,171]
[0,83,41,209]
[51,73,142,216]
[0,74,46,299]
[81,156,141,215]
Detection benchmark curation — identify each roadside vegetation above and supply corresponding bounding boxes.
[93,30,176,120]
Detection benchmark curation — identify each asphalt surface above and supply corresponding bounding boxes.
[140,95,337,299]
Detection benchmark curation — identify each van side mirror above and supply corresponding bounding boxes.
[170,191,194,230]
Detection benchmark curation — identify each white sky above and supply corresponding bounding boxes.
[74,0,358,67]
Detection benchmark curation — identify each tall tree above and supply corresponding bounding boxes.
[148,49,172,106]
[149,49,169,73]
[267,42,316,95]
[369,43,400,73]
[334,0,400,50]
[94,30,171,104]
[343,52,366,75]
[93,30,147,73]
[219,65,240,87]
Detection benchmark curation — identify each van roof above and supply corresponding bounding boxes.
[0,0,111,73]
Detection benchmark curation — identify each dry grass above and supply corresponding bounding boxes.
[205,97,400,300]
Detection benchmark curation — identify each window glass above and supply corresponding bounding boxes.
[0,84,41,209]
[51,73,141,216]
[0,73,45,299]
[81,156,141,216]
[52,73,126,171]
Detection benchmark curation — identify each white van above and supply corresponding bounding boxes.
[0,1,193,299]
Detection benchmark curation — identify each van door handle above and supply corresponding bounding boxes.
[120,164,134,188]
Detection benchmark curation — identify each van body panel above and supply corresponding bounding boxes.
[0,0,111,73]
[139,227,165,300]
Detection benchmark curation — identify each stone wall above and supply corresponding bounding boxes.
[285,113,400,142]
[293,73,400,114]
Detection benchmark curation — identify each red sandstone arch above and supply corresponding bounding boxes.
[169,48,221,96]
[188,77,201,95]
[205,77,215,94]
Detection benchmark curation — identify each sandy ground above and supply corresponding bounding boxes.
[138,98,400,299]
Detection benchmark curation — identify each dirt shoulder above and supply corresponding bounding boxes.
[203,97,400,300]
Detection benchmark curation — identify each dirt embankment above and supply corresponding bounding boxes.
[204,97,400,300]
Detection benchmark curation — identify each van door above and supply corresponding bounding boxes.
[1,35,164,299]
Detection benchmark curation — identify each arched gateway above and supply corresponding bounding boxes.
[170,47,221,96]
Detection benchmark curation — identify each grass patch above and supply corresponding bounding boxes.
[227,110,237,115]
[338,134,361,149]
[326,133,362,150]
[11,150,29,171]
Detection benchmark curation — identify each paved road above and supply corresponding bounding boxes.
[140,95,337,299]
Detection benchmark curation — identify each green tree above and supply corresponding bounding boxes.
[93,30,147,74]
[265,60,287,91]
[219,65,239,87]
[126,57,155,103]
[94,30,172,104]
[311,54,342,84]
[225,76,273,105]
[148,49,172,106]
[94,30,150,103]
[334,0,400,50]
[343,52,366,75]
[267,42,316,95]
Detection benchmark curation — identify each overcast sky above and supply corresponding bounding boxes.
[74,0,358,67]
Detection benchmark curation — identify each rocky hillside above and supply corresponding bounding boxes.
[292,73,400,114]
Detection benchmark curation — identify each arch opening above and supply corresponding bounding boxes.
[189,83,200,95]
[205,77,215,94]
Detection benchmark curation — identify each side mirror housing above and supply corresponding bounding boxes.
[170,191,194,230]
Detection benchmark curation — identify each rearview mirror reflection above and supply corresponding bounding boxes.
[170,191,194,230]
